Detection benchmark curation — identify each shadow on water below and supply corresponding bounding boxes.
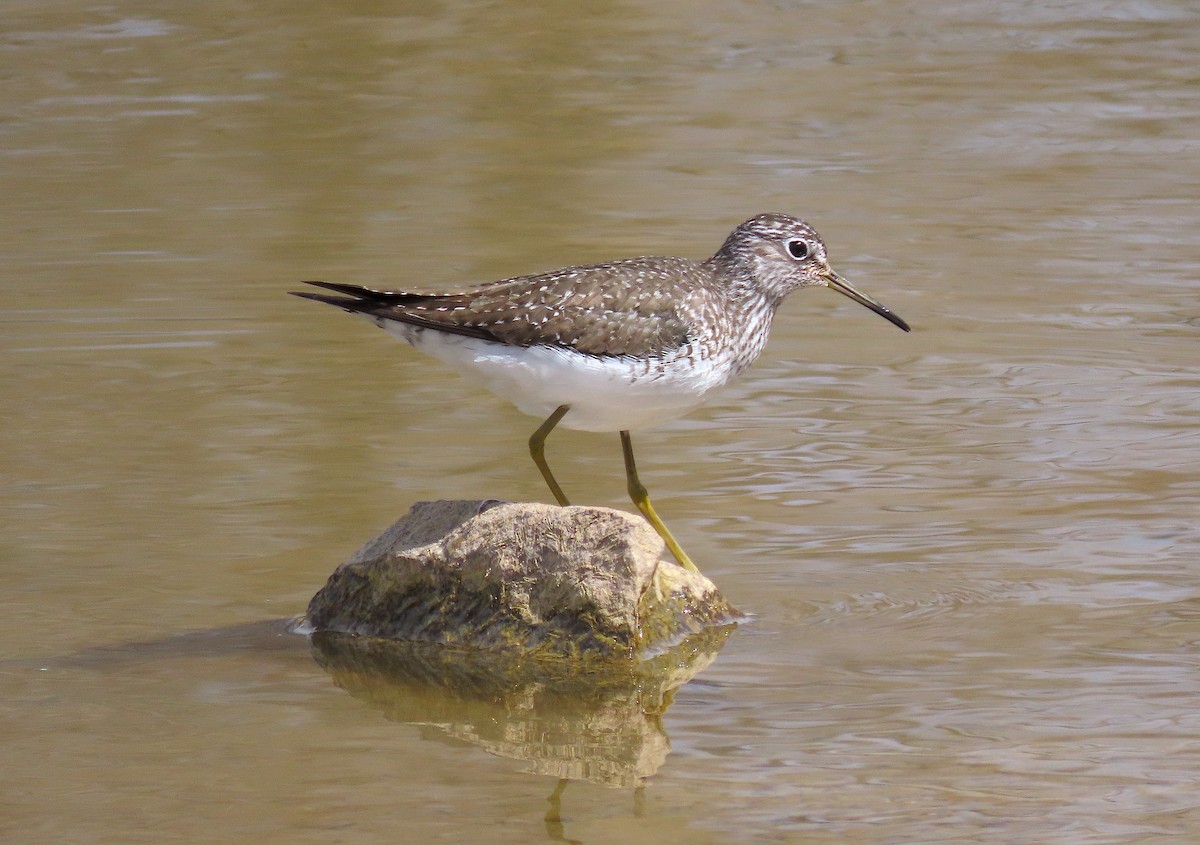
[12,619,311,669]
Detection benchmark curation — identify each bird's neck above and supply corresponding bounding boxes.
[710,281,773,375]
[701,252,783,372]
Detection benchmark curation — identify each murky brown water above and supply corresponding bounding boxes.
[3,1,1198,842]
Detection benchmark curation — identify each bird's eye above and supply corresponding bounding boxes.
[786,239,809,260]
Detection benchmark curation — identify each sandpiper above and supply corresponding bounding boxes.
[293,213,910,572]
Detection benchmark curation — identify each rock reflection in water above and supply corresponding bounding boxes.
[308,626,735,788]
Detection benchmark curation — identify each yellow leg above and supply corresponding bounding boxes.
[620,430,699,572]
[529,405,571,506]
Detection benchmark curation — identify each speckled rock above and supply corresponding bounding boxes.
[304,499,739,660]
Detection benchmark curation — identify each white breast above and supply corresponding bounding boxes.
[377,319,742,432]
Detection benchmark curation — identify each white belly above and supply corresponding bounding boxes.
[377,319,737,432]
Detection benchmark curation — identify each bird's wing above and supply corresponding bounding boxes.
[292,257,705,357]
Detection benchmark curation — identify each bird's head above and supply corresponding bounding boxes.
[711,213,910,332]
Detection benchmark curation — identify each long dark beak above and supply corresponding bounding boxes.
[824,271,911,332]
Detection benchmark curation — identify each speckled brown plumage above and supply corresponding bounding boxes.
[296,256,702,358]
[292,213,907,367]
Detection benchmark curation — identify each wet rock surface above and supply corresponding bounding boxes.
[305,499,739,660]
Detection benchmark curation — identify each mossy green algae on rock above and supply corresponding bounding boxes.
[304,500,739,661]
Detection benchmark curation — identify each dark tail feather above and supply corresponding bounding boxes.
[288,289,375,313]
[299,280,377,298]
[293,280,438,306]
[290,281,500,344]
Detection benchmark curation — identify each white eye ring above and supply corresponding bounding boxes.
[786,239,809,260]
